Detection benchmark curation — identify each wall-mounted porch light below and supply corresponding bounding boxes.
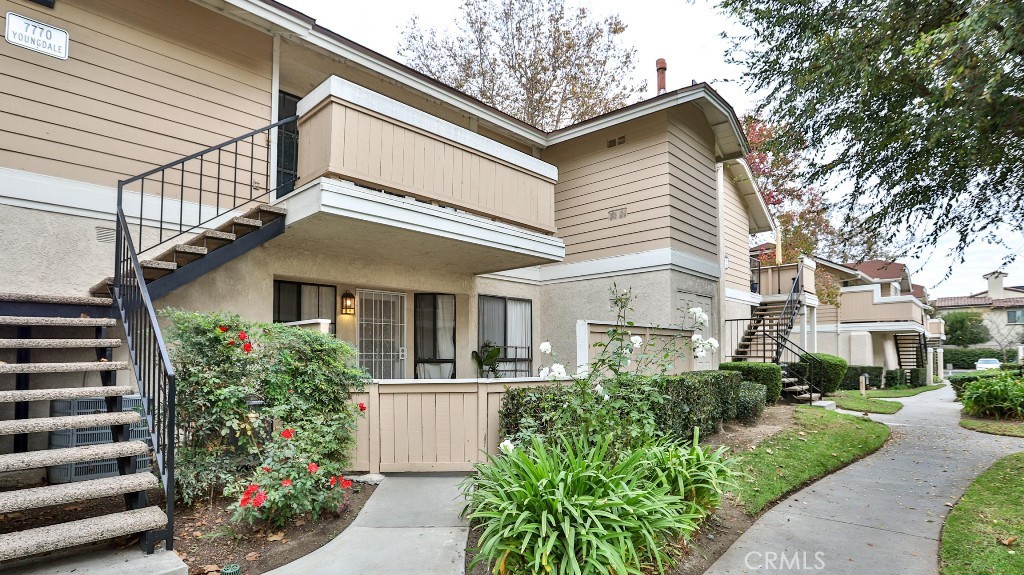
[341,291,356,315]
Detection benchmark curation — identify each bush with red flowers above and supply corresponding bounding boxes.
[163,310,370,519]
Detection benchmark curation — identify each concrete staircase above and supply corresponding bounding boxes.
[731,301,823,402]
[0,294,165,562]
[90,203,287,298]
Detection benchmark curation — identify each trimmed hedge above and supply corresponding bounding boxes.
[907,367,928,388]
[950,370,1005,399]
[884,369,905,388]
[840,366,885,390]
[657,371,745,437]
[800,353,849,394]
[719,362,783,404]
[942,348,1018,369]
[735,381,767,424]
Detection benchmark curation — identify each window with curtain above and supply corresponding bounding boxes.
[273,280,337,333]
[414,294,456,379]
[1009,310,1024,325]
[478,296,532,377]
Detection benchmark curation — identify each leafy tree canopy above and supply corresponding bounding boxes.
[720,0,1024,264]
[943,310,992,347]
[398,0,646,131]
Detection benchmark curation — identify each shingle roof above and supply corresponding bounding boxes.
[845,260,907,280]
[934,296,992,308]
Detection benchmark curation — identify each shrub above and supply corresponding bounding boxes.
[942,348,1018,369]
[962,374,1024,419]
[950,371,1004,399]
[1001,363,1023,373]
[163,310,368,517]
[840,366,885,390]
[464,434,735,575]
[734,381,767,424]
[657,371,743,437]
[907,367,928,388]
[884,369,905,388]
[719,362,783,404]
[800,353,849,394]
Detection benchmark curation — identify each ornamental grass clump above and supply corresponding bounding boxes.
[962,374,1024,420]
[464,434,714,575]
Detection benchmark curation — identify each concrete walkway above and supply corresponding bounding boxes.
[267,473,468,575]
[705,383,1024,574]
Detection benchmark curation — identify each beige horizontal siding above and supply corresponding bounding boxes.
[543,113,673,261]
[817,303,840,324]
[721,168,752,292]
[666,105,718,262]
[0,0,272,189]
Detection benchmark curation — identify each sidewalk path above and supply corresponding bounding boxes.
[705,383,1024,574]
[267,473,468,575]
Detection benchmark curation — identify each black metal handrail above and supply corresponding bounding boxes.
[773,262,804,363]
[112,118,298,551]
[112,208,176,551]
[121,116,298,256]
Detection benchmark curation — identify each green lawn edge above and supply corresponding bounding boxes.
[960,417,1024,438]
[940,453,1024,575]
[833,395,902,414]
[837,384,944,399]
[730,406,890,516]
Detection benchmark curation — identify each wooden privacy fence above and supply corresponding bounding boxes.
[348,378,554,473]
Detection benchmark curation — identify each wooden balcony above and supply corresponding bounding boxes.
[295,76,557,234]
[839,286,929,325]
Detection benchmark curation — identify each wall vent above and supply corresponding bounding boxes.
[95,227,116,243]
[606,135,626,148]
[608,207,627,221]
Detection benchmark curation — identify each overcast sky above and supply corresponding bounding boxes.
[278,0,1022,297]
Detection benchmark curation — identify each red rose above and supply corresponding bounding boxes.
[358,402,367,412]
[281,428,294,439]
[238,331,248,341]
[240,495,250,507]
[341,479,353,489]
[252,491,267,507]
[281,479,292,487]
[243,342,253,353]
[329,476,337,486]
[244,483,259,495]
[307,462,319,474]
[218,326,228,332]
[227,339,236,346]
[262,466,271,473]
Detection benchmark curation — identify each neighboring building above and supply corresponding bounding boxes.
[0,0,759,559]
[934,271,1024,353]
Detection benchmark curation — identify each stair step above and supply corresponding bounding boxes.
[782,377,798,383]
[217,216,263,238]
[794,393,822,401]
[0,473,159,515]
[89,277,114,297]
[186,229,236,251]
[0,338,122,349]
[152,243,207,267]
[0,385,137,403]
[0,506,166,561]
[0,316,116,327]
[0,361,128,375]
[784,385,809,392]
[0,293,112,307]
[0,441,149,473]
[0,411,140,436]
[241,203,287,224]
[139,259,177,281]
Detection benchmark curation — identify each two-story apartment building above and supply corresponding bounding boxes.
[934,271,1024,356]
[0,0,756,560]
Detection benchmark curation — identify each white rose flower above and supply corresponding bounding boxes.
[688,306,703,319]
[550,363,567,378]
[692,334,705,344]
[539,366,550,379]
[603,394,610,401]
[499,439,515,454]
[630,335,643,348]
[694,347,708,358]
[707,337,720,349]
[539,341,552,354]
[594,383,604,395]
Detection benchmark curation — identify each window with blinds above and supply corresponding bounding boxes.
[273,280,337,333]
[478,296,532,377]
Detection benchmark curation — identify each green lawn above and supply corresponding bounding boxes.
[940,453,1024,575]
[837,384,944,399]
[833,394,902,414]
[731,406,890,516]
[960,417,1024,438]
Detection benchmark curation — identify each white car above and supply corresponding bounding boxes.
[975,358,1001,370]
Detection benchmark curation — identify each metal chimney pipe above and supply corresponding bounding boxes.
[656,58,667,95]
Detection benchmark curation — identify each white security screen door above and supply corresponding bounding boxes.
[358,290,407,379]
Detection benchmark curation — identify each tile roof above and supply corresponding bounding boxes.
[845,260,907,280]
[934,296,992,308]
[992,297,1024,309]
[910,284,926,299]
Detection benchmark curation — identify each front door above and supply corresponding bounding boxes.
[357,290,407,379]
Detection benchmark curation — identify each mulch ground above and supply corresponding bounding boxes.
[463,405,798,575]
